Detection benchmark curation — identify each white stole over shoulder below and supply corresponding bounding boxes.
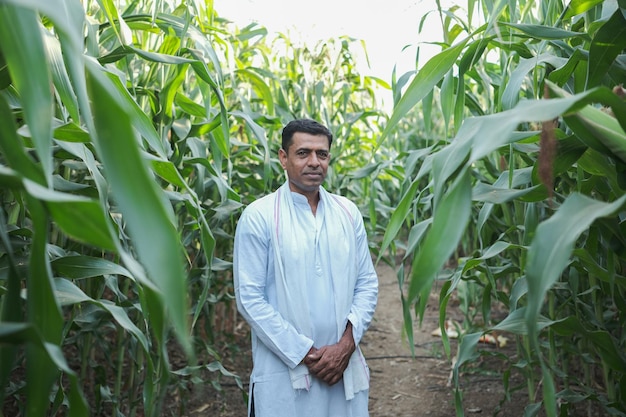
[271,181,370,400]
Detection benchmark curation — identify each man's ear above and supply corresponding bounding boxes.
[278,148,287,168]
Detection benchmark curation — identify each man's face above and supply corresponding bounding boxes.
[279,132,330,196]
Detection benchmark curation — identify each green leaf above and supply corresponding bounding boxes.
[175,92,206,118]
[0,322,88,415]
[99,303,150,353]
[492,307,558,334]
[52,278,91,305]
[473,182,541,203]
[541,363,557,417]
[44,29,79,122]
[453,331,481,378]
[586,9,626,88]
[548,82,626,149]
[562,0,604,20]
[101,70,168,159]
[162,64,190,119]
[446,85,626,169]
[51,255,133,279]
[86,59,192,355]
[503,22,591,40]
[379,38,470,144]
[148,156,188,189]
[54,141,110,205]
[552,317,626,372]
[98,0,132,45]
[131,45,194,64]
[502,54,567,110]
[236,68,275,115]
[0,4,53,181]
[454,76,465,132]
[405,218,433,259]
[525,193,626,333]
[53,122,91,143]
[188,56,230,156]
[23,180,117,251]
[24,197,62,416]
[231,110,272,189]
[0,210,23,407]
[409,169,472,307]
[0,95,46,184]
[478,240,512,259]
[586,330,626,371]
[378,179,422,259]
[440,68,454,135]
[565,101,626,162]
[431,127,472,199]
[422,89,434,131]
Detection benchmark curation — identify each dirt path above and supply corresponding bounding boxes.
[189,262,526,416]
[364,263,526,417]
[365,262,457,416]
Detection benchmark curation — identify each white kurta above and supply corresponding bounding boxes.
[234,183,378,417]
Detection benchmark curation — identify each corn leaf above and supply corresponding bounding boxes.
[24,197,62,416]
[409,169,472,311]
[23,180,117,251]
[586,9,626,88]
[0,4,53,181]
[85,59,192,355]
[51,255,133,279]
[525,193,626,332]
[379,38,470,145]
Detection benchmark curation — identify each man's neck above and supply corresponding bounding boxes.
[288,184,320,215]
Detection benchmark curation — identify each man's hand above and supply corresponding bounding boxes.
[303,323,356,386]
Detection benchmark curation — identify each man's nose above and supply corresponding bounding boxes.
[308,153,320,166]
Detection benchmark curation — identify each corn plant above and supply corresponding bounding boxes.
[380,0,626,416]
[0,0,390,415]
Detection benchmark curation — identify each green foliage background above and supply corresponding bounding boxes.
[0,0,625,416]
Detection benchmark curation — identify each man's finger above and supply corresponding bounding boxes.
[304,356,320,368]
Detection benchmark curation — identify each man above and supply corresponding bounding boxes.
[233,118,378,417]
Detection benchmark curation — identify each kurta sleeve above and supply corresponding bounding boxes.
[346,205,378,345]
[234,203,314,369]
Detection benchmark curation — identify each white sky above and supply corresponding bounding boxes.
[213,0,452,85]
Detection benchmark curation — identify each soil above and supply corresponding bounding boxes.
[181,262,531,417]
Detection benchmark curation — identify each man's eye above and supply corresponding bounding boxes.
[296,150,309,158]
[316,151,329,160]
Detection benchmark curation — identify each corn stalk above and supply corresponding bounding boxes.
[379,0,626,416]
[0,0,387,415]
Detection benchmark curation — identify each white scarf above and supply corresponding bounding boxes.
[271,181,369,400]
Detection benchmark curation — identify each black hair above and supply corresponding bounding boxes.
[281,119,333,151]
